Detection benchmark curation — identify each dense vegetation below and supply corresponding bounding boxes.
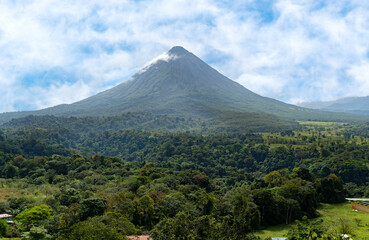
[2,111,299,137]
[0,118,368,239]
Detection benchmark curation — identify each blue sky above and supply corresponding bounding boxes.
[1,0,369,113]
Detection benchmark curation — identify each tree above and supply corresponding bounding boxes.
[277,178,318,219]
[21,226,52,240]
[99,212,138,236]
[286,217,327,240]
[78,198,107,221]
[106,192,136,220]
[2,163,19,178]
[263,146,295,172]
[150,212,195,240]
[292,167,313,181]
[63,217,127,240]
[264,169,288,187]
[16,205,53,227]
[230,187,260,238]
[58,188,81,206]
[197,191,216,215]
[317,174,345,203]
[151,212,219,240]
[252,189,279,226]
[133,195,155,228]
[251,144,269,163]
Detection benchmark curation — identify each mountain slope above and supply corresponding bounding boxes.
[0,46,366,125]
[299,96,369,115]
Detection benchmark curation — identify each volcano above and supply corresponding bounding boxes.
[0,46,364,125]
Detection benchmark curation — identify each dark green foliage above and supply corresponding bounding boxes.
[79,198,107,221]
[3,113,204,134]
[251,144,269,163]
[151,212,240,240]
[133,195,155,229]
[230,187,261,236]
[317,174,345,203]
[286,217,328,240]
[0,202,9,213]
[2,163,19,178]
[292,167,313,181]
[5,225,21,238]
[7,196,31,212]
[276,178,318,218]
[58,188,81,206]
[0,218,8,237]
[150,211,197,240]
[21,226,52,240]
[0,132,70,160]
[98,212,138,236]
[61,217,127,240]
[253,189,288,226]
[263,146,296,172]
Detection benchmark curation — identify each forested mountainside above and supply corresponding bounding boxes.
[0,121,369,239]
[1,112,299,139]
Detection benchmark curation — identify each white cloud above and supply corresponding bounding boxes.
[347,63,369,96]
[29,81,92,109]
[79,50,134,87]
[138,52,179,74]
[237,73,286,97]
[1,0,369,112]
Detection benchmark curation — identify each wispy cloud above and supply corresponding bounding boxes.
[0,0,369,112]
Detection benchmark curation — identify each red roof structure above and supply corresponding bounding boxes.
[346,198,369,214]
[127,235,152,240]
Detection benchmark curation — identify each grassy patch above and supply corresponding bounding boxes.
[0,187,19,201]
[255,202,369,239]
[254,223,290,239]
[318,203,369,239]
[298,121,345,126]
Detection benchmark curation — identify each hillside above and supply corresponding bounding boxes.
[1,111,299,136]
[299,96,369,115]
